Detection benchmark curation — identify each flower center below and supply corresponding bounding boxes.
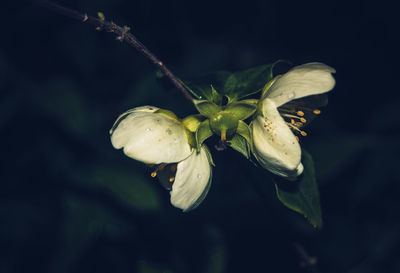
[278,104,321,140]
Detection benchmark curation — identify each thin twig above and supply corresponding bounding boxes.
[33,0,194,102]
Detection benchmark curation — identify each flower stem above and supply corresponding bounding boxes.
[32,0,194,103]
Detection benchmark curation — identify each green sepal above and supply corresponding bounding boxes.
[194,99,222,118]
[224,99,258,120]
[227,134,250,159]
[260,75,280,100]
[211,85,223,105]
[236,120,252,147]
[195,120,214,150]
[180,71,231,100]
[154,109,179,121]
[202,144,215,167]
[274,150,323,229]
[182,114,205,133]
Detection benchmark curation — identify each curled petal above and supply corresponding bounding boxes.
[264,62,336,107]
[252,99,302,179]
[111,106,191,164]
[170,146,212,211]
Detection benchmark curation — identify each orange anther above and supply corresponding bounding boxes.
[297,111,304,116]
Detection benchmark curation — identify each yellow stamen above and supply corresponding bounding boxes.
[300,131,307,136]
[151,171,157,178]
[287,122,301,132]
[297,111,304,116]
[295,122,303,127]
[169,176,175,182]
[300,117,307,123]
[291,119,295,125]
[313,109,321,115]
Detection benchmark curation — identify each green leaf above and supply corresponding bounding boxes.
[223,63,275,101]
[196,120,214,149]
[274,150,322,228]
[224,99,258,120]
[227,134,250,159]
[180,61,281,102]
[194,99,222,118]
[180,71,231,100]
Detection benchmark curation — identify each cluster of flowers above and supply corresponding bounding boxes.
[110,63,335,211]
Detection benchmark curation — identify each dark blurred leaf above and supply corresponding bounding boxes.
[71,166,162,212]
[52,194,131,273]
[136,261,172,273]
[202,226,226,273]
[33,78,91,137]
[308,135,371,180]
[274,150,322,228]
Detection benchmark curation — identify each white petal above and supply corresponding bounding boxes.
[170,147,212,211]
[109,106,159,135]
[252,99,303,179]
[265,62,336,107]
[111,109,191,164]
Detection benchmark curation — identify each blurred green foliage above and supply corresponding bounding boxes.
[1,0,400,273]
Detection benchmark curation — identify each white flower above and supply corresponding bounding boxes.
[252,62,336,180]
[110,106,213,211]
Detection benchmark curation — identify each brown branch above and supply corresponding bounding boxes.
[33,0,194,103]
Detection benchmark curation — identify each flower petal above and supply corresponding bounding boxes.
[111,107,192,164]
[109,106,159,135]
[265,62,336,107]
[252,99,302,179]
[170,146,212,211]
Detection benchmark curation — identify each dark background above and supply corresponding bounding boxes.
[1,0,399,272]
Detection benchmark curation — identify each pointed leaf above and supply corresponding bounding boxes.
[223,63,276,101]
[196,120,214,149]
[274,150,322,228]
[227,134,250,159]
